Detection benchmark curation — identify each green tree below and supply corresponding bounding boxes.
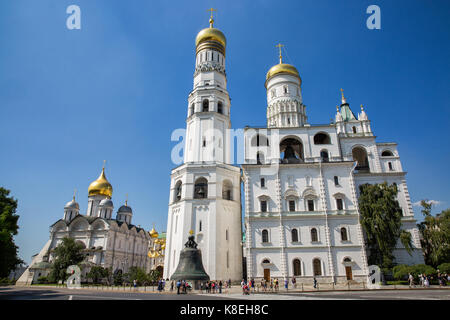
[0,187,23,278]
[359,183,410,269]
[87,266,109,284]
[437,263,450,274]
[125,266,149,286]
[417,201,450,267]
[49,237,85,283]
[148,269,161,284]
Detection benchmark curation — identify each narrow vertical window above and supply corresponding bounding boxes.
[199,220,202,232]
[261,178,265,188]
[334,176,339,186]
[289,200,296,212]
[226,229,228,241]
[341,227,348,241]
[388,162,393,171]
[262,229,269,243]
[307,200,315,211]
[291,229,298,242]
[336,198,343,210]
[311,228,318,242]
[261,200,267,212]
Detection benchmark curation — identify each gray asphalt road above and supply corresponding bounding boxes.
[1,286,449,300]
[0,286,235,300]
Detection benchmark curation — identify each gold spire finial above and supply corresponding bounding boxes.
[125,193,128,206]
[73,188,77,201]
[189,229,194,235]
[208,8,217,27]
[360,104,364,110]
[340,88,347,104]
[102,160,106,170]
[276,43,284,64]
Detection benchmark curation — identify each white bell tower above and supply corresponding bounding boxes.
[163,11,243,282]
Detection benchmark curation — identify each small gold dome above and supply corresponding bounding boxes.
[265,63,301,87]
[149,227,159,238]
[88,168,113,198]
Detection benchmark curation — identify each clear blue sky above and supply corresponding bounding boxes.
[0,0,449,264]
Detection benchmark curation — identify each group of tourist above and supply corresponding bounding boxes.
[408,271,449,288]
[200,280,228,293]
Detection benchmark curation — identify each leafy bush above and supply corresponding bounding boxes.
[437,263,450,274]
[393,264,412,280]
[37,276,49,284]
[0,277,14,285]
[410,264,436,276]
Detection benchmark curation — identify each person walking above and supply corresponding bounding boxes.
[219,280,222,294]
[284,278,288,291]
[176,280,181,294]
[292,276,297,289]
[424,275,429,288]
[408,273,414,288]
[313,277,317,289]
[170,280,174,292]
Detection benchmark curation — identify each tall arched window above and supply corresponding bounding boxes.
[202,99,209,112]
[341,227,348,241]
[320,150,329,162]
[291,229,299,242]
[313,133,331,145]
[256,152,264,165]
[352,146,370,172]
[311,228,318,242]
[262,229,269,243]
[174,181,182,202]
[194,177,208,199]
[222,180,233,200]
[313,258,322,276]
[280,137,304,163]
[293,259,301,276]
[218,101,223,114]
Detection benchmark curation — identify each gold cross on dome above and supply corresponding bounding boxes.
[125,193,128,206]
[208,8,217,19]
[276,43,284,63]
[73,188,77,201]
[189,229,194,235]
[207,8,217,27]
[102,159,106,169]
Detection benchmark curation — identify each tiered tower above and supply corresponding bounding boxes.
[163,11,243,282]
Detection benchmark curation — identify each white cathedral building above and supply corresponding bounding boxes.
[17,166,152,285]
[163,14,424,284]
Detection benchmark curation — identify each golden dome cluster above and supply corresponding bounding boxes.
[88,167,113,198]
[149,227,159,238]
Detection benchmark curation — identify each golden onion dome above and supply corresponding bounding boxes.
[149,227,159,238]
[265,63,301,87]
[195,17,226,55]
[88,167,113,198]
